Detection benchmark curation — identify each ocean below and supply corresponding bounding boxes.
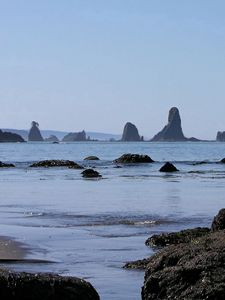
[0,141,225,299]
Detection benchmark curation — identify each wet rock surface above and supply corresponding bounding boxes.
[121,122,141,141]
[114,154,154,163]
[0,161,15,168]
[30,160,83,169]
[81,168,102,178]
[159,162,179,172]
[0,269,100,300]
[84,156,100,161]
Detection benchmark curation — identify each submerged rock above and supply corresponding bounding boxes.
[159,162,179,172]
[28,121,44,142]
[114,154,154,163]
[0,161,15,168]
[30,160,83,169]
[0,269,100,300]
[84,156,100,161]
[121,122,141,141]
[81,169,102,178]
[211,208,225,231]
[0,130,24,143]
[145,227,210,247]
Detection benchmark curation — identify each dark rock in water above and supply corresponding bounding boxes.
[45,135,59,143]
[28,121,44,142]
[0,161,15,168]
[121,122,141,141]
[81,169,102,178]
[142,230,225,300]
[217,131,225,141]
[62,131,86,142]
[151,107,187,141]
[220,158,225,163]
[159,162,179,172]
[0,129,24,143]
[114,153,154,163]
[211,208,225,231]
[145,227,210,248]
[0,269,100,300]
[84,156,100,161]
[30,160,83,169]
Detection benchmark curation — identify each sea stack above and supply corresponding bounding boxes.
[0,130,24,142]
[151,107,187,141]
[121,122,141,141]
[216,131,225,142]
[62,130,86,142]
[28,121,44,141]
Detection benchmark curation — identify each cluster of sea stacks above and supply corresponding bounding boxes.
[1,107,225,142]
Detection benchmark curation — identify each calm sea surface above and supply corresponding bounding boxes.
[0,141,225,299]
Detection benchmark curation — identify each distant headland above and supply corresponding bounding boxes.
[0,107,224,142]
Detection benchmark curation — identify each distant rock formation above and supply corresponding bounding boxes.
[217,131,225,142]
[0,129,24,142]
[28,121,44,141]
[121,122,141,141]
[151,107,199,142]
[62,130,86,142]
[45,135,59,142]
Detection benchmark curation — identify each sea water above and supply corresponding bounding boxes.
[0,141,225,299]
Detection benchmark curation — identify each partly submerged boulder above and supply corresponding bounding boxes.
[84,156,100,161]
[0,130,24,143]
[0,269,100,300]
[114,154,154,163]
[121,122,141,141]
[28,121,44,142]
[0,161,15,168]
[159,162,179,172]
[81,169,102,178]
[30,160,83,169]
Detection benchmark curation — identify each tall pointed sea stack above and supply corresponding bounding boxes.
[28,121,44,141]
[121,122,141,141]
[151,107,187,141]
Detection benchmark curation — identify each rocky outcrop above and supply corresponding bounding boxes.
[114,154,154,163]
[28,122,44,142]
[62,131,86,142]
[211,208,225,231]
[159,162,179,172]
[30,160,83,169]
[84,156,100,161]
[216,131,225,141]
[0,161,15,168]
[151,107,198,142]
[45,135,59,143]
[81,169,102,178]
[121,122,141,141]
[0,269,100,300]
[0,130,24,143]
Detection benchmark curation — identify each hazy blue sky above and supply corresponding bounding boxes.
[0,1,225,139]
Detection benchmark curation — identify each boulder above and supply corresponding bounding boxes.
[114,154,154,163]
[62,131,86,142]
[142,230,225,300]
[159,162,179,172]
[211,208,225,231]
[217,131,225,141]
[0,130,24,143]
[30,160,83,169]
[0,161,15,168]
[145,227,210,247]
[84,156,100,161]
[121,122,141,141]
[81,169,102,178]
[28,122,44,142]
[0,269,100,300]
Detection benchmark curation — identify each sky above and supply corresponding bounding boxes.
[0,0,225,139]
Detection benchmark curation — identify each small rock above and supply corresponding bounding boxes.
[220,158,225,163]
[211,208,225,231]
[84,156,100,161]
[114,153,154,163]
[159,162,179,172]
[0,161,15,168]
[81,169,102,178]
[30,160,83,169]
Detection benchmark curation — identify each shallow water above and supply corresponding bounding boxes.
[0,141,225,299]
